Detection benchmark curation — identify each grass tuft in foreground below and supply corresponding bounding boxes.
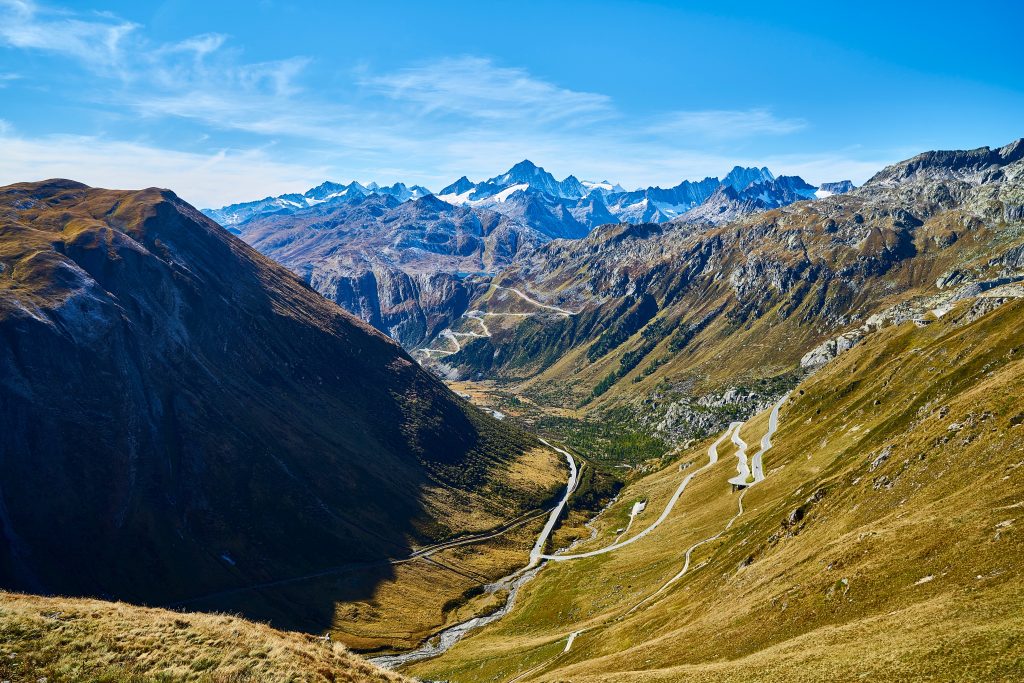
[0,592,410,682]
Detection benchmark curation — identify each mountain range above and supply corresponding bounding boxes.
[203,161,855,347]
[207,160,850,231]
[3,139,1023,683]
[205,180,432,226]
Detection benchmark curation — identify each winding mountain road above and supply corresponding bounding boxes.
[530,439,579,566]
[541,422,742,561]
[750,392,791,482]
[626,489,748,615]
[727,424,751,487]
[418,285,576,358]
[465,312,491,337]
[371,440,579,669]
[493,285,578,316]
[629,392,790,612]
[502,395,793,680]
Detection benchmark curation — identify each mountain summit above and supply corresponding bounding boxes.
[722,165,775,190]
[483,160,587,198]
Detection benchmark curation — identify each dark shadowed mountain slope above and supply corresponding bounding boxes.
[0,180,560,634]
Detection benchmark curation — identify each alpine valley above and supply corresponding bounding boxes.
[3,134,1024,682]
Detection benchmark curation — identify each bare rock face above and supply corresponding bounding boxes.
[801,330,867,369]
[235,194,547,347]
[310,260,480,346]
[652,387,778,443]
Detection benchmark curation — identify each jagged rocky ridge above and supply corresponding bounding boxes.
[673,174,819,225]
[205,163,853,347]
[204,180,431,226]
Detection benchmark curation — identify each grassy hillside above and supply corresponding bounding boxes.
[0,591,409,682]
[408,293,1024,681]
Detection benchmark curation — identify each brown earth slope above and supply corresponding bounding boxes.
[0,590,410,682]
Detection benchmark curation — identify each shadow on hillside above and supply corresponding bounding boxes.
[0,181,530,642]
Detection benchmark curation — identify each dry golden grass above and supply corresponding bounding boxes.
[323,444,565,652]
[330,516,547,652]
[0,591,410,682]
[409,298,1024,682]
[504,447,568,491]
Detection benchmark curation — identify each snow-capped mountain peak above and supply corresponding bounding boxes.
[479,160,587,199]
[438,176,474,196]
[489,159,547,186]
[582,180,627,196]
[722,165,775,191]
[203,164,856,234]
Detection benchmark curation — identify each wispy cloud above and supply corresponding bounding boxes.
[649,108,807,140]
[0,0,890,205]
[363,56,614,125]
[0,0,137,71]
[0,1,316,135]
[0,130,328,207]
[130,54,320,137]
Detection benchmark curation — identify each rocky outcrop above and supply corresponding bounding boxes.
[800,330,867,369]
[651,387,780,444]
[818,180,855,195]
[310,261,479,346]
[802,274,1024,369]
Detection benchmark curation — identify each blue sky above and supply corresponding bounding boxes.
[1,0,1022,207]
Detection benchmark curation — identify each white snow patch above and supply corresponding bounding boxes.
[436,189,475,205]
[491,183,528,203]
[651,200,696,217]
